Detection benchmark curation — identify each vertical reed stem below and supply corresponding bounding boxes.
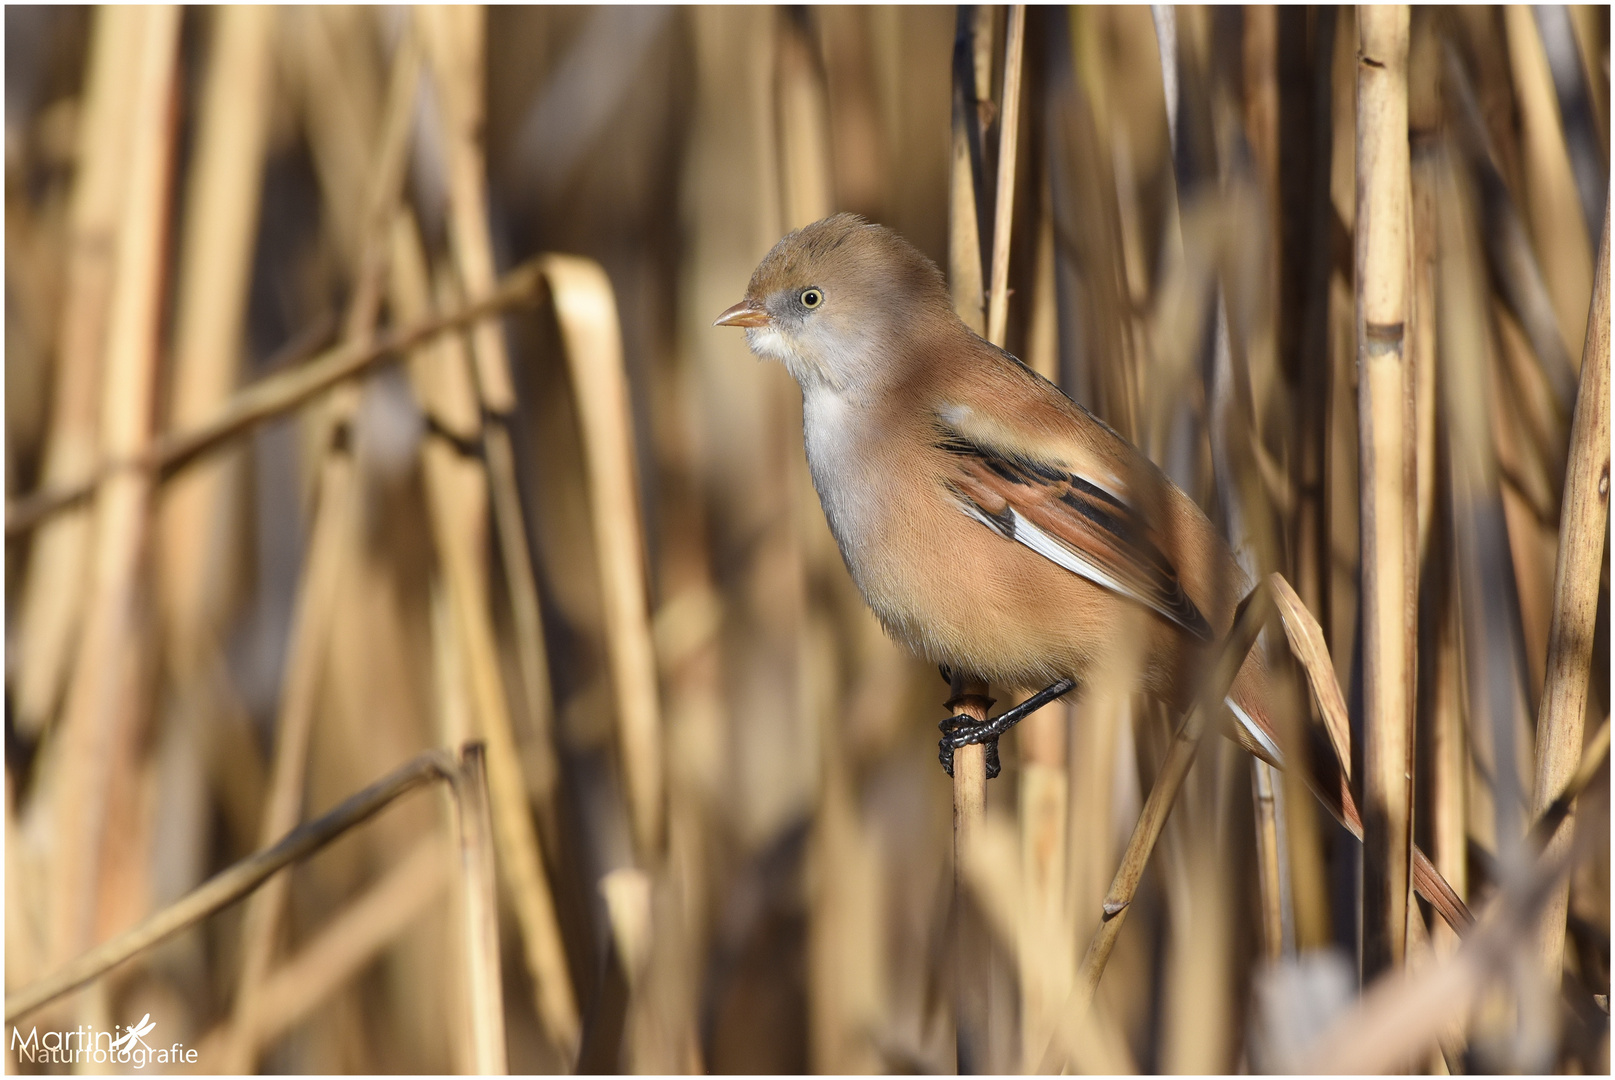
[949,8,989,334]
[1252,760,1285,960]
[1354,3,1414,980]
[947,674,992,1073]
[49,0,180,975]
[1530,203,1610,979]
[451,743,507,1075]
[985,5,1025,349]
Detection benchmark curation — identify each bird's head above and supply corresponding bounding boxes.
[714,213,955,395]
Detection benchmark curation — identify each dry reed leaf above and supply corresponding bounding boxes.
[539,254,665,864]
[1270,574,1352,778]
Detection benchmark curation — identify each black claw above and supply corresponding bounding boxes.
[935,678,1077,782]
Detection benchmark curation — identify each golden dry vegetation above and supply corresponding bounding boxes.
[3,5,1609,1074]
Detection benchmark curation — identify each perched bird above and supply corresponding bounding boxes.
[714,213,1472,935]
[714,213,1283,773]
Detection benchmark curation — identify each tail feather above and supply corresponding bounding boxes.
[1226,647,1475,934]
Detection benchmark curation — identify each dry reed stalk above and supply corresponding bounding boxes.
[1252,760,1284,960]
[1505,7,1596,373]
[47,1,179,976]
[1428,553,1469,957]
[541,254,667,864]
[10,6,142,737]
[390,217,581,1055]
[417,6,560,817]
[158,5,275,663]
[1443,44,1579,416]
[1355,3,1415,979]
[944,15,995,1066]
[449,743,507,1075]
[1435,143,1539,873]
[1529,203,1609,979]
[984,5,1024,349]
[5,263,549,535]
[948,8,988,334]
[7,749,461,1024]
[946,674,993,1073]
[418,6,513,416]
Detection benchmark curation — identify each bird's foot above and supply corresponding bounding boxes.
[937,677,1077,780]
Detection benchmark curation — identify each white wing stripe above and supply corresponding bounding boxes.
[1226,698,1285,766]
[1006,509,1140,605]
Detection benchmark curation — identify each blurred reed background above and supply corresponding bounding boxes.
[3,5,1609,1074]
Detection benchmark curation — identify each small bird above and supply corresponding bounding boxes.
[713,214,1475,934]
[714,213,1285,775]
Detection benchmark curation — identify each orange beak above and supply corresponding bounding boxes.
[713,299,770,328]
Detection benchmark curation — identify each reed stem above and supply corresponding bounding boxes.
[1529,202,1609,979]
[1355,3,1414,979]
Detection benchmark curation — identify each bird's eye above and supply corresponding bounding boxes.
[800,287,824,309]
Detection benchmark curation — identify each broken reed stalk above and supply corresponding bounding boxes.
[984,4,1024,349]
[1529,203,1609,979]
[449,743,507,1075]
[6,748,471,1024]
[5,264,550,536]
[542,254,667,863]
[1355,3,1414,979]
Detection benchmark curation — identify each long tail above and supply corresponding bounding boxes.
[1227,649,1474,934]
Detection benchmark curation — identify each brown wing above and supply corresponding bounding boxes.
[935,427,1214,643]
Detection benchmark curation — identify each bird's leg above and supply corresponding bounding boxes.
[939,677,1078,779]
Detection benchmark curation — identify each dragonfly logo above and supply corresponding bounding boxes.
[11,1014,198,1069]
